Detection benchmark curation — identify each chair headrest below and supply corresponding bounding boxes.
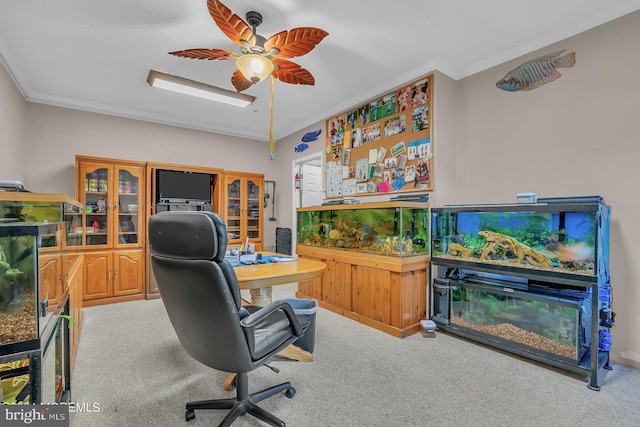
[149,211,228,262]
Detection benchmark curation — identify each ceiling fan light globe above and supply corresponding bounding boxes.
[236,54,274,83]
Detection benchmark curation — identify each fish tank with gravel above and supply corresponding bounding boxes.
[430,196,610,281]
[0,223,59,352]
[446,277,588,361]
[296,202,429,257]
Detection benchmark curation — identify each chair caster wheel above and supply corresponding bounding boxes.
[185,409,196,421]
[285,387,296,398]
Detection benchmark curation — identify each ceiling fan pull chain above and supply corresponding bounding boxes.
[269,74,275,160]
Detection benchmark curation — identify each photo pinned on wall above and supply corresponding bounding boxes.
[417,137,431,159]
[384,157,397,169]
[392,169,406,191]
[382,93,396,118]
[331,132,344,146]
[411,78,429,107]
[407,139,418,160]
[374,163,384,177]
[367,181,377,193]
[348,166,356,179]
[368,164,376,180]
[412,105,429,132]
[347,110,358,130]
[405,165,416,182]
[362,123,381,144]
[342,179,356,195]
[358,104,370,126]
[384,114,406,138]
[376,146,387,163]
[369,98,383,122]
[355,158,369,182]
[390,140,407,157]
[368,148,377,164]
[396,85,411,112]
[415,158,430,186]
[383,170,391,182]
[331,145,343,160]
[351,128,362,148]
[328,114,347,137]
[342,148,351,166]
[356,182,367,194]
[397,154,407,170]
[343,130,351,148]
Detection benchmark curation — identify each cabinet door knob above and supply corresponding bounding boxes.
[107,270,111,280]
[114,269,118,277]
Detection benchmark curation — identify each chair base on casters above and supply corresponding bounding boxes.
[185,372,296,427]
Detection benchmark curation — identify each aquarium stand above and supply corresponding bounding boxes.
[429,197,612,389]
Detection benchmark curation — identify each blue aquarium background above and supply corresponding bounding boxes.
[432,209,601,277]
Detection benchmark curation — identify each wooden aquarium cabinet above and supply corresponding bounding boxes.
[295,202,430,337]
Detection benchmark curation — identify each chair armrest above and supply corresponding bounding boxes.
[240,300,305,359]
[240,300,304,337]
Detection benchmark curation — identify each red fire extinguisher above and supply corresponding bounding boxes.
[294,173,301,190]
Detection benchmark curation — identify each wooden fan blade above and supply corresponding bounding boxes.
[231,69,254,92]
[272,59,315,86]
[264,28,329,58]
[168,48,237,61]
[208,0,255,48]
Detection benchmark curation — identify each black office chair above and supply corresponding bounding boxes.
[148,211,307,427]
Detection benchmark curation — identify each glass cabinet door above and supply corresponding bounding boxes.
[246,179,261,240]
[81,163,110,247]
[226,179,241,240]
[115,166,142,247]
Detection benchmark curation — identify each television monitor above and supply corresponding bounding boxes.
[156,170,212,203]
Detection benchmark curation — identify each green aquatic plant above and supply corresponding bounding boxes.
[463,234,486,255]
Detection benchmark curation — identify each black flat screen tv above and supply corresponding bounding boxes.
[156,170,212,203]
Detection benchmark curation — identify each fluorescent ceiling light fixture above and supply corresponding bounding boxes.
[146,70,256,107]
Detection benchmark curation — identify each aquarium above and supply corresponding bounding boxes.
[435,275,588,361]
[296,202,429,257]
[0,194,84,248]
[0,222,59,352]
[431,197,610,280]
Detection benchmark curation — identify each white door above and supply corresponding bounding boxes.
[301,163,323,207]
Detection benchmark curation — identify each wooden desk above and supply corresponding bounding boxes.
[223,254,326,391]
[235,253,326,306]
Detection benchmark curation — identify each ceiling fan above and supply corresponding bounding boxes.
[169,0,329,93]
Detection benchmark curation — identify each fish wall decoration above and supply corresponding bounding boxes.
[496,50,576,92]
[302,129,322,142]
[295,143,309,153]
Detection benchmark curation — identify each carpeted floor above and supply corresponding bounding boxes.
[70,284,640,426]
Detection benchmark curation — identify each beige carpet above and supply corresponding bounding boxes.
[70,284,640,426]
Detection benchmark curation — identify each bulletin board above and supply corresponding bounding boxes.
[324,74,433,198]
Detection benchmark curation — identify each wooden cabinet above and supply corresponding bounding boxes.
[82,250,144,305]
[38,253,64,309]
[66,253,84,372]
[76,156,146,306]
[224,172,264,250]
[297,246,428,338]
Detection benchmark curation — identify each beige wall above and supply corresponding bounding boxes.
[1,10,638,368]
[275,12,640,368]
[23,103,281,246]
[452,12,640,368]
[0,62,28,184]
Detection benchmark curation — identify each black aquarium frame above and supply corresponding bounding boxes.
[429,196,613,390]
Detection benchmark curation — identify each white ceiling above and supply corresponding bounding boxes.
[1,1,639,143]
